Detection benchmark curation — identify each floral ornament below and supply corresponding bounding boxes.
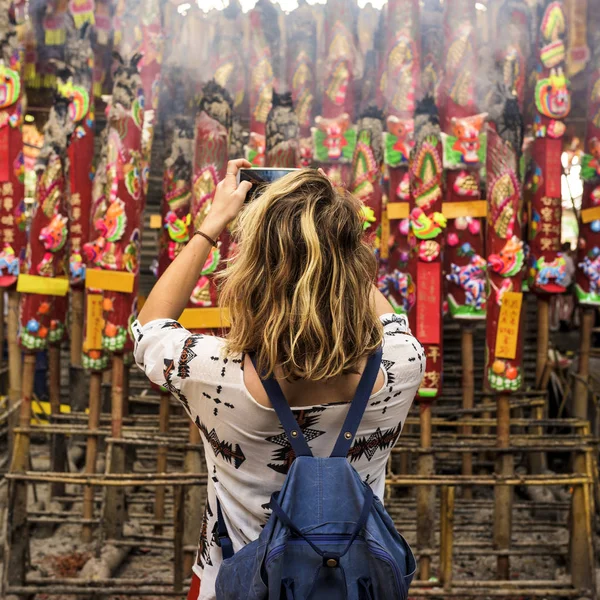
[525,163,543,194]
[447,232,459,247]
[48,320,66,344]
[13,151,24,183]
[489,171,519,239]
[539,1,566,68]
[396,172,410,201]
[453,170,479,197]
[102,322,128,352]
[398,219,410,236]
[244,132,266,166]
[489,359,522,391]
[419,240,440,262]
[411,136,442,211]
[360,205,376,230]
[36,252,54,277]
[581,138,600,181]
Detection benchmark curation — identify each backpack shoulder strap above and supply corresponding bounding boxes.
[249,354,313,457]
[330,346,383,458]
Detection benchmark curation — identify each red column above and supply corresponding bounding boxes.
[527,0,571,294]
[0,21,27,290]
[378,0,420,316]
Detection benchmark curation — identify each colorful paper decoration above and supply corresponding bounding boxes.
[188,81,232,309]
[485,99,525,393]
[249,0,279,141]
[322,0,359,119]
[287,1,317,139]
[439,0,486,321]
[407,98,444,401]
[576,24,600,306]
[20,96,72,351]
[0,5,26,289]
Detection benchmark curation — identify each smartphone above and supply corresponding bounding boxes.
[237,168,300,202]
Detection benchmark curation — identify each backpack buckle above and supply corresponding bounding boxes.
[323,552,340,568]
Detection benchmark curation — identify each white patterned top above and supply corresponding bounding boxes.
[132,313,424,600]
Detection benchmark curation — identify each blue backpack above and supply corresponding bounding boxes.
[215,347,416,600]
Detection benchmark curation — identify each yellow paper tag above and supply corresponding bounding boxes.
[495,292,523,360]
[179,307,231,329]
[581,205,600,224]
[149,214,162,229]
[85,294,104,351]
[386,202,409,220]
[17,274,69,296]
[380,204,390,260]
[86,269,135,293]
[442,200,487,219]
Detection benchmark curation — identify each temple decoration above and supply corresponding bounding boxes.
[158,118,194,278]
[248,0,280,161]
[189,80,232,309]
[286,0,316,146]
[212,2,247,119]
[83,53,145,356]
[485,86,525,392]
[576,18,600,306]
[408,97,444,401]
[438,0,487,321]
[265,92,299,168]
[60,18,94,288]
[527,0,570,294]
[19,95,73,351]
[349,108,384,252]
[377,0,419,316]
[0,0,27,288]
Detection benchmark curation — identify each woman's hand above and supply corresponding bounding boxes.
[204,159,253,232]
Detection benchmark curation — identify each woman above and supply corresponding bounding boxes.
[133,159,424,600]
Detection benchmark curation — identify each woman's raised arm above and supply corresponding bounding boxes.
[137,159,252,326]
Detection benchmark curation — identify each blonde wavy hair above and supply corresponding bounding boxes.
[219,170,383,381]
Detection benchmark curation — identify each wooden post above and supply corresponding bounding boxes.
[570,440,595,594]
[49,345,66,498]
[82,372,102,543]
[154,392,171,535]
[573,309,594,422]
[439,486,455,591]
[461,327,474,498]
[183,421,203,577]
[494,394,513,580]
[173,485,185,593]
[7,290,21,454]
[69,288,86,412]
[102,355,126,540]
[4,353,36,596]
[416,404,435,580]
[530,297,549,474]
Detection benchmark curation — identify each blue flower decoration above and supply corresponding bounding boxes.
[26,319,40,333]
[591,220,600,233]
